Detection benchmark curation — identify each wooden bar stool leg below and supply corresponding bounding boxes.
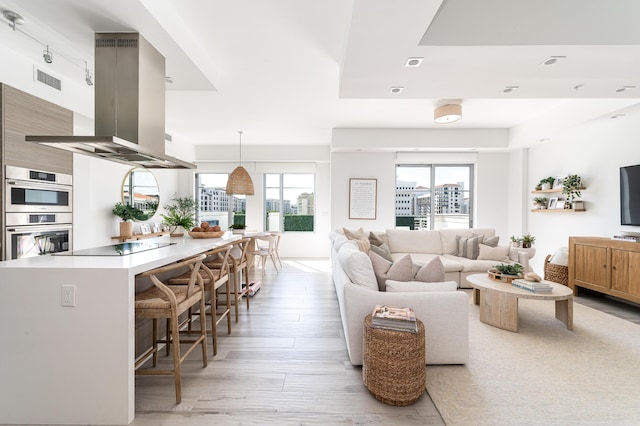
[199,290,208,365]
[233,269,240,322]
[165,318,171,356]
[170,313,182,404]
[243,267,250,309]
[152,319,158,367]
[210,289,218,356]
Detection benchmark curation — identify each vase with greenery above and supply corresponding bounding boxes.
[562,174,583,208]
[521,233,536,248]
[537,176,556,191]
[533,196,548,210]
[510,235,522,247]
[492,263,524,276]
[112,202,144,237]
[161,195,197,236]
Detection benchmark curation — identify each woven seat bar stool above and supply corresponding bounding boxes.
[168,245,232,355]
[206,237,251,322]
[134,253,208,404]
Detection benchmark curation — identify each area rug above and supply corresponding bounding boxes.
[426,294,640,425]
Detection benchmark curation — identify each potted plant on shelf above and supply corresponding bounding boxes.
[112,202,144,237]
[562,174,583,209]
[229,223,247,235]
[521,233,536,248]
[533,196,548,210]
[510,235,522,247]
[161,195,197,237]
[536,176,556,191]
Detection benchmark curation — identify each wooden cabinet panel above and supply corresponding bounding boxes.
[574,243,609,289]
[2,84,73,174]
[569,237,640,305]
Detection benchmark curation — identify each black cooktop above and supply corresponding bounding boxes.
[55,241,175,256]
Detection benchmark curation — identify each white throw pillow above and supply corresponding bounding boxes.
[385,280,457,292]
[338,246,378,291]
[477,244,510,261]
[550,247,569,266]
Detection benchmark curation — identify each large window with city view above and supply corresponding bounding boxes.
[396,164,474,230]
[195,173,246,230]
[265,173,315,232]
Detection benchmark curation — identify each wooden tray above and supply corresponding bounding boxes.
[488,270,523,283]
[188,231,224,239]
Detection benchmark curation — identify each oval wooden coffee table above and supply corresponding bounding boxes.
[466,273,573,332]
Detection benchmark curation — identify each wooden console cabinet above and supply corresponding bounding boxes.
[568,236,640,304]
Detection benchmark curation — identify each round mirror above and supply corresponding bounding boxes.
[122,168,160,221]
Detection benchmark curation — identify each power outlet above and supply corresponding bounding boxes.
[61,285,76,307]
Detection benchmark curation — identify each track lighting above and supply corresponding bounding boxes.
[43,45,53,64]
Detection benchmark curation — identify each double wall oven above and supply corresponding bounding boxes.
[4,165,73,259]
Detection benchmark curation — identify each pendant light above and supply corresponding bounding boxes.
[226,131,254,195]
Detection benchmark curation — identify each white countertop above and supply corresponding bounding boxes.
[0,233,240,275]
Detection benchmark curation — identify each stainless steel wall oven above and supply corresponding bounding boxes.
[4,166,73,259]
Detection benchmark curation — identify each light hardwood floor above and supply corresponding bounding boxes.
[131,259,445,425]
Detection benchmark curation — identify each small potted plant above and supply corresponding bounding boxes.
[536,176,556,191]
[510,235,522,248]
[112,202,144,237]
[229,223,247,235]
[533,196,548,210]
[562,174,583,208]
[161,195,197,237]
[521,233,536,248]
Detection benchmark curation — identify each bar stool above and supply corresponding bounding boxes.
[168,245,232,355]
[248,233,279,277]
[206,238,251,322]
[134,253,208,404]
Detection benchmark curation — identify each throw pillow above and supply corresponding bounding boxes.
[370,243,393,262]
[339,247,378,291]
[414,256,445,282]
[477,244,510,261]
[343,227,366,240]
[386,280,457,292]
[369,232,385,247]
[455,234,483,260]
[483,235,500,247]
[369,251,414,291]
[344,228,370,252]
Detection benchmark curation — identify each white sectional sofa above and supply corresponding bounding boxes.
[330,233,469,366]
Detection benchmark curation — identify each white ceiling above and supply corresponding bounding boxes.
[1,0,639,148]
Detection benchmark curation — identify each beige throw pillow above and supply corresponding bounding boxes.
[369,251,414,291]
[455,234,483,260]
[483,235,500,247]
[344,227,370,252]
[370,243,393,262]
[414,257,445,282]
[369,232,385,247]
[477,244,510,261]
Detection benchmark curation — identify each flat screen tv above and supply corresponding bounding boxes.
[620,164,640,226]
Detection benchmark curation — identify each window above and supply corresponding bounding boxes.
[395,164,473,230]
[265,173,315,232]
[195,173,245,229]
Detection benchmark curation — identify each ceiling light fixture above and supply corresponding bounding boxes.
[226,131,254,195]
[611,113,626,119]
[405,57,423,67]
[84,61,93,86]
[3,10,24,30]
[43,45,53,63]
[389,86,404,94]
[434,104,462,124]
[502,86,519,93]
[615,86,635,93]
[541,56,566,66]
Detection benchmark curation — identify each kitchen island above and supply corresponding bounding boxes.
[0,234,239,425]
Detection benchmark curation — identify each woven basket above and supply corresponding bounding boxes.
[544,254,568,286]
[362,314,425,406]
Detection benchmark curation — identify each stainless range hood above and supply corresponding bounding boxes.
[27,32,196,169]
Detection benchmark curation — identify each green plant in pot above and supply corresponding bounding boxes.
[510,235,522,247]
[537,176,556,191]
[491,263,524,277]
[562,174,582,208]
[533,196,548,210]
[521,233,536,248]
[161,195,196,236]
[112,202,145,237]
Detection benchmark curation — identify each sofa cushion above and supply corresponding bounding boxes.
[483,235,500,247]
[370,243,393,262]
[414,256,446,282]
[386,280,457,292]
[439,228,496,255]
[477,244,510,262]
[344,228,371,252]
[455,234,483,259]
[386,229,443,255]
[369,251,414,291]
[369,232,385,247]
[338,245,378,291]
[343,227,366,239]
[443,254,509,273]
[395,253,464,273]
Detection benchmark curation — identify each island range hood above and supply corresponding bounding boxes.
[27,32,196,169]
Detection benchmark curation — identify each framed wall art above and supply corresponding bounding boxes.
[349,178,377,220]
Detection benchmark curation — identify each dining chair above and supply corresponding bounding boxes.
[168,245,232,355]
[134,253,208,404]
[248,233,279,277]
[271,232,283,269]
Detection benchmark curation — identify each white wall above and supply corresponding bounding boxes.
[525,115,640,273]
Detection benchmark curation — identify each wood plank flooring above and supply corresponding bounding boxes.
[131,259,445,425]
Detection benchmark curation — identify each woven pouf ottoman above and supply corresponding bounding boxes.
[362,314,426,406]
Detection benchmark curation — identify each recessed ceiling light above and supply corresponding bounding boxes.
[405,57,423,67]
[541,56,566,66]
[390,87,404,94]
[573,83,584,91]
[502,86,519,93]
[165,76,173,84]
[611,113,626,119]
[539,138,551,142]
[615,86,635,93]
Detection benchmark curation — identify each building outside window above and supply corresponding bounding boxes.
[195,173,245,229]
[395,164,473,230]
[265,173,315,232]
